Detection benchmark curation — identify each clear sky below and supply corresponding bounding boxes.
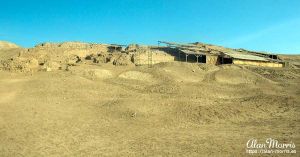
[0,0,299,54]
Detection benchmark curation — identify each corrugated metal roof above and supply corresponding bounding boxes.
[180,49,207,55]
[224,52,268,61]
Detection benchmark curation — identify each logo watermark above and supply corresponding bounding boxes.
[246,138,296,154]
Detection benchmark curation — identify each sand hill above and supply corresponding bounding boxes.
[0,41,20,49]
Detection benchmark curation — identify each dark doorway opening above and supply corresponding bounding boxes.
[183,54,207,63]
[221,57,233,64]
[198,55,206,63]
[186,55,197,63]
[269,55,278,60]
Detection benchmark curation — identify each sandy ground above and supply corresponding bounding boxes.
[0,62,299,156]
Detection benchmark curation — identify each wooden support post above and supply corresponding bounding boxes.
[185,54,188,62]
[196,55,199,63]
[148,50,153,68]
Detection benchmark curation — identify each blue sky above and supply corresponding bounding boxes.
[0,0,299,54]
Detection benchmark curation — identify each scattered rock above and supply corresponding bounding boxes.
[65,55,82,65]
[131,112,137,117]
[41,61,61,71]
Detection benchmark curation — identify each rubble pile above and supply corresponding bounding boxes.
[0,42,136,72]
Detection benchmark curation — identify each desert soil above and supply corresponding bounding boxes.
[0,61,299,156]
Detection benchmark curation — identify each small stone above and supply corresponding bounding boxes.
[131,112,137,117]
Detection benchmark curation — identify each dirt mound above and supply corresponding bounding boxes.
[0,48,24,61]
[67,65,114,80]
[32,42,110,62]
[119,71,154,82]
[161,63,207,82]
[247,66,300,81]
[214,68,263,84]
[0,41,20,49]
[36,42,91,49]
[86,69,113,79]
[1,57,39,72]
[40,61,62,71]
[175,94,296,125]
[0,42,135,73]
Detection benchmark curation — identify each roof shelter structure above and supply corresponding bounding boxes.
[158,41,285,67]
[158,41,212,63]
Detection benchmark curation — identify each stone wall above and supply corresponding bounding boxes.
[206,55,220,65]
[233,59,284,68]
[132,50,175,65]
